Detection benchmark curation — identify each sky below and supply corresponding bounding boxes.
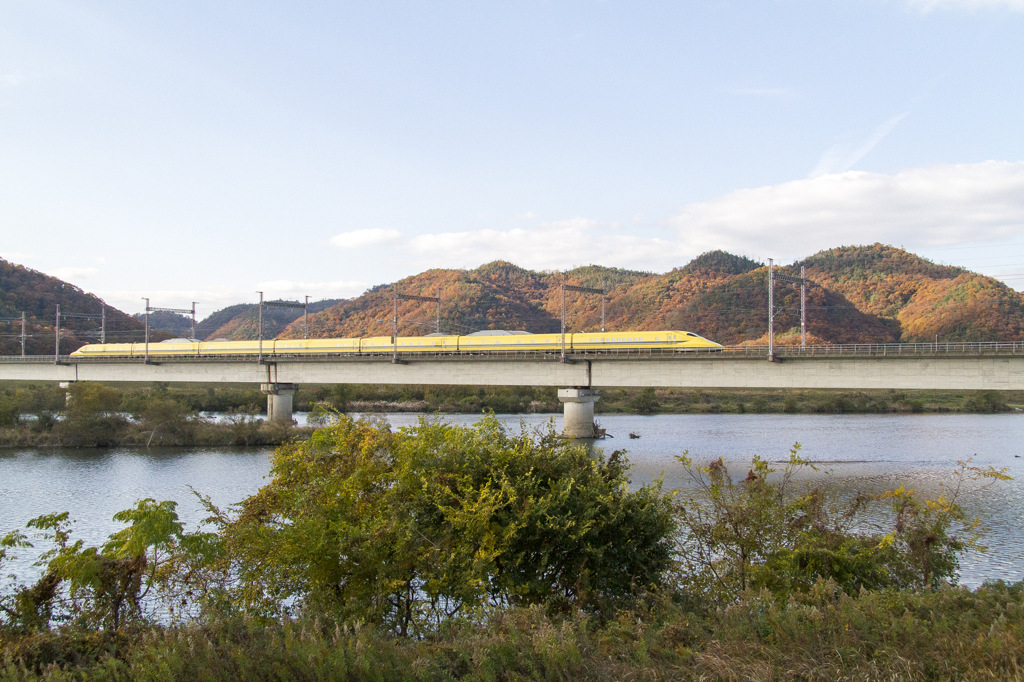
[1,0,1023,315]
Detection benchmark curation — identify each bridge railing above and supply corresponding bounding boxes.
[1,341,1023,364]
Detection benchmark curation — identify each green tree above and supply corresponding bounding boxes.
[630,387,660,415]
[55,382,125,446]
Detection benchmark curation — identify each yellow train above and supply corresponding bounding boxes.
[70,330,722,357]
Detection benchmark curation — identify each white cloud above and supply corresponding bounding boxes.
[328,228,402,249]
[669,161,1024,261]
[0,74,25,87]
[906,0,1024,11]
[46,267,100,282]
[809,112,909,178]
[312,161,1024,279]
[404,217,685,272]
[0,251,32,262]
[336,161,1021,276]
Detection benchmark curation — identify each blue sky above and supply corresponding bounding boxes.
[1,0,1023,314]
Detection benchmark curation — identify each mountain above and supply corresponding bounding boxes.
[5,244,1021,354]
[199,299,343,341]
[280,246,1023,345]
[135,310,194,337]
[796,244,1024,342]
[0,258,152,354]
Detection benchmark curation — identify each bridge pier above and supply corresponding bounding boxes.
[58,381,74,406]
[558,388,600,438]
[261,383,297,425]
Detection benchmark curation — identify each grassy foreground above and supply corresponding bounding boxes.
[3,582,1023,681]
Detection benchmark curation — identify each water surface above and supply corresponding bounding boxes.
[2,413,1021,588]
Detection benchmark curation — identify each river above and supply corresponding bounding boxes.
[1,413,1021,588]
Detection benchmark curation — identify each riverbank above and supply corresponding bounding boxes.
[0,382,311,448]
[1,381,1017,434]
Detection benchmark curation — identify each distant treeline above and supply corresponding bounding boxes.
[0,382,1016,448]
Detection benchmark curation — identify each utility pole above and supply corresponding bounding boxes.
[20,312,26,357]
[561,281,606,361]
[143,297,150,363]
[101,306,106,344]
[264,298,311,345]
[601,280,606,333]
[561,282,566,362]
[392,289,398,363]
[767,259,774,361]
[54,305,60,364]
[800,266,806,349]
[257,291,264,364]
[772,265,812,354]
[393,290,443,347]
[191,302,198,341]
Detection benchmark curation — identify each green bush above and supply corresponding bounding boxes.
[629,388,659,415]
[967,390,1009,413]
[54,382,126,447]
[0,397,17,428]
[222,415,675,633]
[672,447,1010,601]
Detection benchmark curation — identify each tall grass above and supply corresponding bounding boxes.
[3,581,1023,681]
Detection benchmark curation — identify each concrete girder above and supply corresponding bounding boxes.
[0,355,1022,391]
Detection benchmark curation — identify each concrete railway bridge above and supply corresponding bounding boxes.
[2,342,1023,438]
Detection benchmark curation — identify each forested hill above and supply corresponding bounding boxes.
[6,244,1023,353]
[196,299,342,341]
[795,244,1024,343]
[281,245,1024,345]
[0,258,148,354]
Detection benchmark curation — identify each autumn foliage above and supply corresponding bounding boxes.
[276,244,1023,345]
[4,243,1024,354]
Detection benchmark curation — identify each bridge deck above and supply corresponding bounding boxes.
[1,343,1022,391]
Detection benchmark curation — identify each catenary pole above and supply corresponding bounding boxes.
[257,292,264,364]
[800,266,806,349]
[20,312,26,357]
[768,259,775,358]
[143,298,150,363]
[560,282,566,362]
[304,296,310,339]
[101,306,106,344]
[54,305,60,363]
[601,280,606,332]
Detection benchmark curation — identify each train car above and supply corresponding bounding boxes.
[570,331,722,351]
[458,331,564,352]
[129,339,201,357]
[275,338,360,354]
[359,335,459,353]
[189,340,264,355]
[70,343,135,357]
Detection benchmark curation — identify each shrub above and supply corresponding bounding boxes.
[221,414,675,634]
[671,447,1010,602]
[629,388,659,415]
